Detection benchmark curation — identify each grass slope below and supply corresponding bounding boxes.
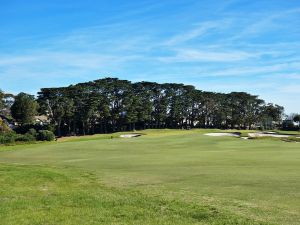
[0,129,299,224]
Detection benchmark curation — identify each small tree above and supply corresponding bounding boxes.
[38,130,55,141]
[0,90,4,111]
[11,93,39,124]
[0,118,11,133]
[294,114,300,130]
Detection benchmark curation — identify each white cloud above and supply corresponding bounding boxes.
[231,7,300,40]
[204,62,300,77]
[158,48,257,62]
[164,21,224,46]
[279,84,300,94]
[0,56,36,66]
[276,73,300,79]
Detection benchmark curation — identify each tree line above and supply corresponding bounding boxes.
[33,77,286,136]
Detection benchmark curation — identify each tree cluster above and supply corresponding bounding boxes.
[0,90,55,145]
[37,78,285,136]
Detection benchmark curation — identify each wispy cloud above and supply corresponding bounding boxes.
[204,62,300,77]
[231,7,300,40]
[279,84,300,94]
[276,73,300,79]
[164,21,225,46]
[1,0,300,113]
[158,48,256,62]
[0,56,37,66]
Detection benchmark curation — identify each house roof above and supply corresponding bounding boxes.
[34,115,49,122]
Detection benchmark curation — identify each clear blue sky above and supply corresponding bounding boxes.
[1,0,299,113]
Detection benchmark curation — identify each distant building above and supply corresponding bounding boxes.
[34,115,50,125]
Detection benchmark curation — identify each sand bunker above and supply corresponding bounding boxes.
[204,133,240,137]
[120,134,142,138]
[204,132,295,139]
[248,132,290,138]
[241,137,249,140]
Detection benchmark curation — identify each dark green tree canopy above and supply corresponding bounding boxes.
[294,114,300,130]
[36,77,285,136]
[294,114,300,123]
[0,90,4,113]
[11,92,39,124]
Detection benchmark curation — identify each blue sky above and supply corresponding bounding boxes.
[1,0,300,113]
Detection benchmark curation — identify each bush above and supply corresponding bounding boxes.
[27,128,37,137]
[0,129,55,145]
[44,124,56,133]
[14,124,54,134]
[0,118,11,134]
[38,130,55,141]
[15,133,36,142]
[0,132,16,144]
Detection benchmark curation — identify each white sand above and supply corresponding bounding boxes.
[248,133,290,138]
[204,133,240,137]
[204,132,295,139]
[241,137,249,140]
[120,134,141,138]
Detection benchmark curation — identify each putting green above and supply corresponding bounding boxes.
[0,129,299,224]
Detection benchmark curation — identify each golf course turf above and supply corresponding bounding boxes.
[0,129,299,225]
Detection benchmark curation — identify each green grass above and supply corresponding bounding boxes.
[274,130,300,136]
[0,129,299,224]
[282,136,300,142]
[0,164,261,225]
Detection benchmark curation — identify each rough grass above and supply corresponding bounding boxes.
[282,136,300,142]
[274,130,300,136]
[0,129,299,224]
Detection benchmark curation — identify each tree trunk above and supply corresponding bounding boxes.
[57,119,62,137]
[104,122,107,134]
[82,121,86,135]
[112,120,116,132]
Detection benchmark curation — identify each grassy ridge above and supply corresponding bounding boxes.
[0,129,299,224]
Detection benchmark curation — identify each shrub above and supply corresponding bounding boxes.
[38,130,55,141]
[0,118,11,134]
[13,124,33,134]
[0,129,55,145]
[14,124,54,135]
[44,124,56,133]
[15,133,36,142]
[27,128,37,137]
[0,132,16,144]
